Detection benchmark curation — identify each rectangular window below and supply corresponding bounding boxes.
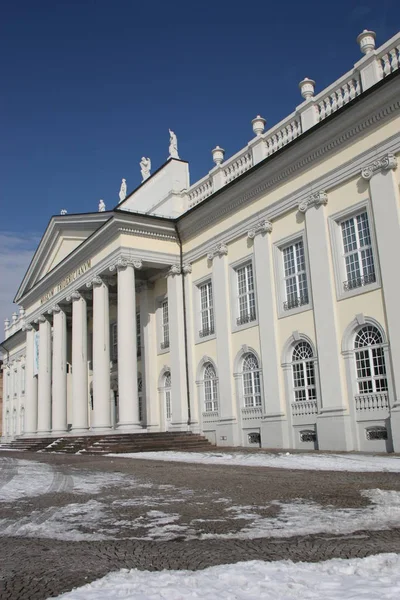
[199,281,214,337]
[136,312,141,357]
[341,212,375,291]
[236,263,256,325]
[161,300,169,349]
[111,323,118,361]
[283,241,309,310]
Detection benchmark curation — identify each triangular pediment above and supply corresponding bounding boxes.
[15,212,111,303]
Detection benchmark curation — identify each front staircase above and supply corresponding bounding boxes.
[0,431,214,455]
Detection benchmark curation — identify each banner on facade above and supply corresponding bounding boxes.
[33,331,39,376]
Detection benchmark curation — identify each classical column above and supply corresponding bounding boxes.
[37,315,52,435]
[50,305,68,433]
[90,276,111,430]
[167,265,188,430]
[361,154,400,448]
[23,324,38,435]
[182,262,198,429]
[208,242,239,446]
[69,291,89,432]
[299,191,353,451]
[139,281,158,430]
[112,258,142,430]
[248,221,289,448]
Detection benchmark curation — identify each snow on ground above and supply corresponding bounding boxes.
[2,487,400,542]
[109,450,400,472]
[54,554,400,600]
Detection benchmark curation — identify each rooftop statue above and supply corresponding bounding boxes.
[168,129,179,159]
[98,199,106,212]
[140,157,151,181]
[119,178,127,203]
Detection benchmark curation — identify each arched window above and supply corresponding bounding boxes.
[292,341,317,402]
[204,363,218,412]
[242,353,261,407]
[354,325,387,394]
[164,371,172,421]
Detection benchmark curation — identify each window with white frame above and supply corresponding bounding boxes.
[199,281,214,337]
[282,240,309,311]
[236,263,256,326]
[111,323,118,361]
[341,212,376,291]
[161,300,170,349]
[242,353,262,408]
[292,341,317,402]
[203,363,218,412]
[354,326,388,394]
[13,369,17,397]
[164,371,172,420]
[136,312,141,357]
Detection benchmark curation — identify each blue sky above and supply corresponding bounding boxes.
[1,0,399,327]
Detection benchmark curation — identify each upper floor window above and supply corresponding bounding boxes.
[21,365,26,395]
[292,341,317,403]
[161,300,170,349]
[354,326,387,394]
[111,323,118,361]
[341,212,376,291]
[203,363,218,412]
[283,241,309,311]
[242,353,261,408]
[199,281,214,338]
[236,263,256,326]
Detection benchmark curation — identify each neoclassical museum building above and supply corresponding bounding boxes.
[2,30,400,453]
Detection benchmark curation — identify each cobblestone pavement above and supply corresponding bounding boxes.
[1,450,400,599]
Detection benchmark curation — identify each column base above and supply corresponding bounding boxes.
[168,421,189,432]
[36,430,51,436]
[51,429,68,435]
[117,423,144,432]
[70,427,89,434]
[90,425,112,432]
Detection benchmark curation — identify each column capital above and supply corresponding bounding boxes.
[167,264,181,277]
[109,257,143,272]
[66,290,82,302]
[182,262,192,274]
[247,220,273,239]
[47,304,62,315]
[22,322,33,332]
[361,153,398,180]
[298,190,328,213]
[86,275,104,289]
[207,242,228,261]
[35,315,47,324]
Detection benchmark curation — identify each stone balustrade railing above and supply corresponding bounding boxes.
[188,175,214,208]
[223,150,253,184]
[355,392,389,412]
[264,113,302,156]
[377,32,400,78]
[313,70,362,123]
[4,311,25,340]
[291,400,318,417]
[241,406,263,419]
[183,30,400,211]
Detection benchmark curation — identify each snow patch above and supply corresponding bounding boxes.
[53,554,400,599]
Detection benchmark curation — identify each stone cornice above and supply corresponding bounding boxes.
[207,242,228,261]
[298,191,328,213]
[361,152,398,180]
[247,220,272,239]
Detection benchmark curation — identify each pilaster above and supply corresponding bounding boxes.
[248,221,290,448]
[208,242,240,446]
[361,153,400,446]
[300,191,353,451]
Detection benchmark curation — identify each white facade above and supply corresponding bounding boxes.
[2,30,400,452]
